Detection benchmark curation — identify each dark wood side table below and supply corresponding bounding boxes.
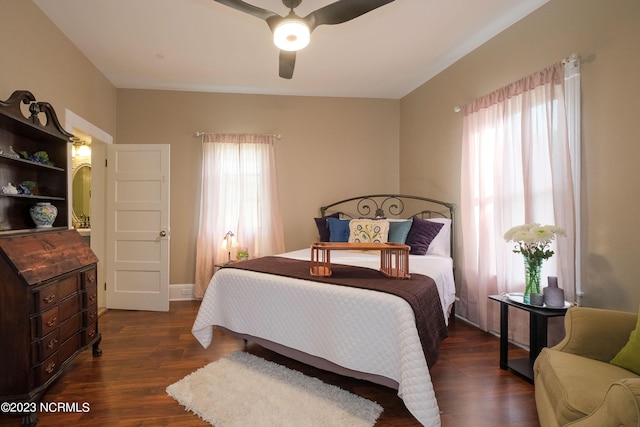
[489,294,568,382]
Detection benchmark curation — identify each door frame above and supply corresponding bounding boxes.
[64,110,112,310]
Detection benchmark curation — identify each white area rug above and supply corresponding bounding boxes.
[167,351,383,427]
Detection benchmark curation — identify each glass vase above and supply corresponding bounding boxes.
[523,256,543,304]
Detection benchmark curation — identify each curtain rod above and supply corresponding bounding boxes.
[195,131,281,139]
[452,53,580,113]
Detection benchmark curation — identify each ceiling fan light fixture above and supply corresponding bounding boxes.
[273,19,310,51]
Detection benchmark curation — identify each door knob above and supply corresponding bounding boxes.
[159,230,167,237]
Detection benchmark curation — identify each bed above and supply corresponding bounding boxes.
[192,194,456,427]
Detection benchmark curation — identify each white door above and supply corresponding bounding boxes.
[106,144,170,311]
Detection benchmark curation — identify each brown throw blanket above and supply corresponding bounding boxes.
[223,256,448,368]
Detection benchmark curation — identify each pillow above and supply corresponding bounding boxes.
[314,212,339,242]
[425,217,452,257]
[327,218,351,242]
[405,215,444,255]
[387,219,413,244]
[348,219,389,244]
[610,307,640,375]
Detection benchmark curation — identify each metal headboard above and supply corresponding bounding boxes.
[320,194,455,260]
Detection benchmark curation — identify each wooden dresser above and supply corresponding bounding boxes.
[0,229,101,426]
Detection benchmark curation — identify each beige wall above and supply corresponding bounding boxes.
[400,0,640,312]
[116,90,400,285]
[6,0,638,313]
[3,2,399,290]
[0,1,116,137]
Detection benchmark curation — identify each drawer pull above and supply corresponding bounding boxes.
[87,274,96,283]
[89,311,96,320]
[47,338,58,349]
[88,329,96,338]
[43,294,56,304]
[46,317,57,327]
[89,294,97,302]
[45,361,56,374]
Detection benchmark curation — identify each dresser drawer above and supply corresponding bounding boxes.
[58,275,81,300]
[33,284,58,313]
[35,353,60,386]
[58,293,82,323]
[84,268,97,288]
[84,304,99,326]
[59,331,83,366]
[84,321,99,345]
[32,275,80,313]
[59,312,82,343]
[31,306,59,340]
[31,330,60,365]
[83,281,98,307]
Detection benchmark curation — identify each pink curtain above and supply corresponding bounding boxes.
[459,63,577,346]
[194,133,286,298]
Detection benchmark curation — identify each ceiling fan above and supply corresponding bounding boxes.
[214,0,395,79]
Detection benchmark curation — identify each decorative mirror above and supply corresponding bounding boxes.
[72,162,91,228]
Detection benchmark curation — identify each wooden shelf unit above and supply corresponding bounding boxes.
[0,90,71,234]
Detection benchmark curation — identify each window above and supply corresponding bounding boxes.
[459,60,580,341]
[194,133,285,298]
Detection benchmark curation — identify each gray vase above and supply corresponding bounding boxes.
[529,293,544,306]
[543,276,565,308]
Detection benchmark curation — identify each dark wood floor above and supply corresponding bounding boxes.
[2,301,540,426]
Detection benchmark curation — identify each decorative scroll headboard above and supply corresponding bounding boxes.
[320,194,455,260]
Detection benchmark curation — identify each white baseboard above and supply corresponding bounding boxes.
[170,283,196,301]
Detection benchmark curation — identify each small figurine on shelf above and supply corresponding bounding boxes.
[1,182,18,194]
[18,150,52,165]
[6,146,20,159]
[17,181,36,195]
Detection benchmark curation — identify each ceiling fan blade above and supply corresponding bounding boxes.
[214,0,279,21]
[304,0,395,30]
[279,50,296,79]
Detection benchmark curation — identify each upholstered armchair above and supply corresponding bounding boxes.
[534,306,640,427]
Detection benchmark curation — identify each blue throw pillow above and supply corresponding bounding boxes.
[327,218,351,242]
[388,220,413,244]
[314,212,340,242]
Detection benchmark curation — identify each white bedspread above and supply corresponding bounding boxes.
[192,249,455,427]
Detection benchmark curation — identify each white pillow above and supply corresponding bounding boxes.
[348,219,389,243]
[425,218,451,257]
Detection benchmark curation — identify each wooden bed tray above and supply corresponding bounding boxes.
[310,241,410,279]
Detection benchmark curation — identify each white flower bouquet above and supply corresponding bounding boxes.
[504,223,566,261]
[504,223,566,303]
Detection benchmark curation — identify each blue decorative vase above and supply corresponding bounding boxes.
[30,202,58,228]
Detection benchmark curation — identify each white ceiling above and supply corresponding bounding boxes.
[33,0,548,99]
